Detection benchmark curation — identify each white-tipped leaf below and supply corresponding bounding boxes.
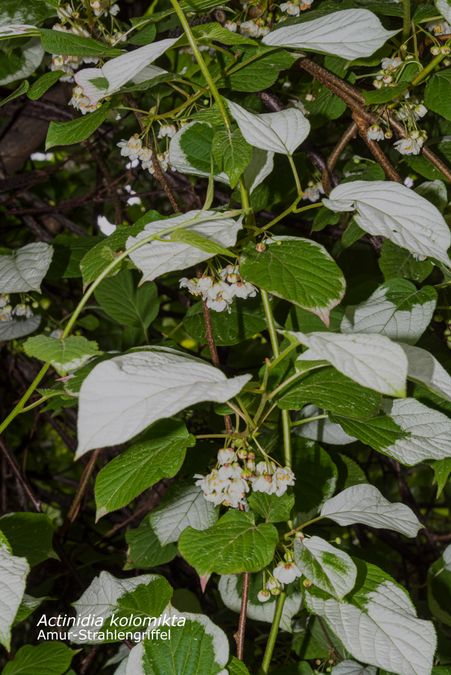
[436,0,451,22]
[126,610,229,675]
[227,100,310,155]
[294,536,357,599]
[292,331,408,397]
[262,9,398,60]
[75,38,177,103]
[324,181,451,266]
[0,545,29,650]
[332,661,377,675]
[380,398,451,465]
[126,210,242,282]
[341,280,437,345]
[320,484,422,537]
[76,348,250,455]
[0,242,53,293]
[306,580,436,675]
[401,344,451,402]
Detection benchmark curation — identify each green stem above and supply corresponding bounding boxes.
[168,0,251,212]
[401,0,411,43]
[260,592,287,674]
[0,211,242,435]
[291,414,328,428]
[287,154,303,196]
[261,290,292,467]
[411,51,446,86]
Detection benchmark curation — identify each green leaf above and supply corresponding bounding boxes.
[104,576,173,629]
[24,335,99,375]
[291,438,338,517]
[363,82,408,104]
[0,80,29,108]
[180,0,231,12]
[248,492,295,522]
[138,612,229,674]
[94,269,159,332]
[428,555,451,627]
[1,642,75,675]
[95,420,193,518]
[0,0,55,26]
[39,28,121,56]
[425,69,451,121]
[45,104,109,149]
[226,49,296,93]
[149,483,218,546]
[379,240,433,282]
[278,367,381,419]
[228,657,251,675]
[240,237,345,324]
[178,510,278,574]
[27,69,62,100]
[125,519,177,570]
[193,22,255,46]
[212,128,252,188]
[0,513,56,567]
[431,458,451,497]
[184,298,266,346]
[179,122,217,174]
[170,228,235,257]
[294,535,357,599]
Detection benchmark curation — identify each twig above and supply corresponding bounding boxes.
[234,571,250,660]
[322,121,357,194]
[60,449,101,535]
[352,113,402,182]
[299,57,451,183]
[0,438,41,512]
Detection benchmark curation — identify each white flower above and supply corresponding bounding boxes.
[217,447,236,465]
[117,135,142,161]
[240,20,269,38]
[233,281,258,300]
[206,281,235,312]
[50,54,82,81]
[381,56,402,71]
[110,3,120,16]
[180,276,213,296]
[13,304,33,319]
[69,85,101,115]
[273,466,295,496]
[367,124,384,142]
[403,176,414,188]
[158,124,177,139]
[139,146,153,171]
[224,21,238,32]
[0,305,12,322]
[273,562,301,585]
[30,152,55,162]
[413,103,427,119]
[427,20,451,35]
[97,215,116,236]
[280,2,300,16]
[124,185,142,206]
[0,294,10,309]
[266,577,281,594]
[302,181,324,203]
[393,134,425,155]
[257,589,271,602]
[50,329,64,339]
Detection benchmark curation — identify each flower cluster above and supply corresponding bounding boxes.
[0,295,34,322]
[280,0,313,17]
[393,130,427,156]
[180,265,257,312]
[117,135,170,175]
[195,448,295,509]
[372,56,403,89]
[89,0,120,17]
[302,180,324,203]
[257,559,302,601]
[224,18,269,38]
[69,86,101,115]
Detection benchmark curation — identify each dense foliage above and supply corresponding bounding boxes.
[0,0,451,673]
